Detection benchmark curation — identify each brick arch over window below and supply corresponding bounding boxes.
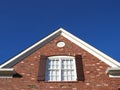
[38,55,85,81]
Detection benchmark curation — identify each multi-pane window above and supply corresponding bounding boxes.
[45,56,77,81]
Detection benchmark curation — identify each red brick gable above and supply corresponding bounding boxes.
[1,28,120,68]
[0,35,120,90]
[0,28,120,90]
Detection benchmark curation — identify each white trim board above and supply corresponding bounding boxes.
[0,28,120,68]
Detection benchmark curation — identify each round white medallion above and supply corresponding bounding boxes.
[56,41,65,47]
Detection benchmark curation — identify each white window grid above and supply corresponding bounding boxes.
[45,56,77,81]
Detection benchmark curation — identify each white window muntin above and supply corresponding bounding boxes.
[45,56,77,81]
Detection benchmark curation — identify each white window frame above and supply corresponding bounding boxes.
[45,56,77,82]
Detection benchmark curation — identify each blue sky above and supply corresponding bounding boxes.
[0,0,120,64]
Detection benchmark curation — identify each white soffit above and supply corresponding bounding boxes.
[0,28,120,68]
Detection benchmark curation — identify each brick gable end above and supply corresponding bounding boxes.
[0,35,120,90]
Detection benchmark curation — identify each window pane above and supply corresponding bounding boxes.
[61,58,76,81]
[62,76,67,81]
[62,70,69,81]
[48,70,60,81]
[55,60,59,69]
[56,70,59,81]
[68,70,71,75]
[62,60,65,69]
[47,70,52,81]
[56,70,59,75]
[52,70,55,75]
[68,75,71,80]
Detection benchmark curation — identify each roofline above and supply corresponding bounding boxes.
[61,28,120,67]
[0,28,120,68]
[0,28,62,68]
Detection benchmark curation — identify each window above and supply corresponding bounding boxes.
[45,56,77,81]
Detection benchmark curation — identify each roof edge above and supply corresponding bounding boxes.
[0,28,120,68]
[0,28,62,68]
[60,28,120,67]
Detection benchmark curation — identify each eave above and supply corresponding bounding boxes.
[106,68,120,75]
[0,68,15,78]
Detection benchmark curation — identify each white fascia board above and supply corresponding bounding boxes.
[0,29,62,68]
[60,28,120,67]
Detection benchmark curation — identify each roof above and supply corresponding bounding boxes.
[0,28,120,68]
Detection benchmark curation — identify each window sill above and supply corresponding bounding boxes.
[44,81,79,83]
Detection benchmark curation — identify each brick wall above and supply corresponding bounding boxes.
[0,35,120,90]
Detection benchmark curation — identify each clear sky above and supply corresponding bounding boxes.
[0,0,120,64]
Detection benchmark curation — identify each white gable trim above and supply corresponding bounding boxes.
[0,29,61,68]
[0,28,120,68]
[60,28,120,67]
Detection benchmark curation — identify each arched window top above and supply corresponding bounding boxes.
[48,56,75,59]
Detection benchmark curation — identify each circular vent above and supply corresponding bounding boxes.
[56,41,65,47]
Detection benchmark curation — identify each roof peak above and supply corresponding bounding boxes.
[0,28,120,68]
